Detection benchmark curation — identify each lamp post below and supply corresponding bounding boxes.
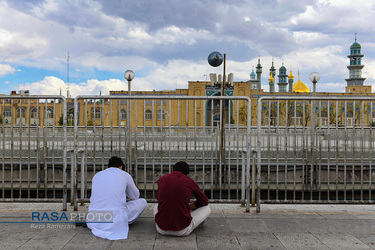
[208,51,226,189]
[309,72,319,193]
[309,72,320,97]
[124,70,135,172]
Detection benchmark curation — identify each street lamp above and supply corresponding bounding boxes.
[208,51,226,189]
[124,70,135,172]
[124,70,135,96]
[309,72,320,97]
[309,72,319,193]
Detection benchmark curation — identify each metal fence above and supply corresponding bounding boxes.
[0,96,68,210]
[256,96,375,211]
[71,96,252,210]
[3,94,375,212]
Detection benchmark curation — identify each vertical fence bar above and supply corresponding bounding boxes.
[62,97,68,210]
[256,97,262,212]
[241,152,245,202]
[143,99,147,198]
[327,100,331,201]
[18,98,23,199]
[10,99,14,200]
[276,100,280,201]
[335,100,339,202]
[1,99,5,200]
[293,101,297,202]
[251,150,256,207]
[151,100,155,200]
[80,149,85,205]
[344,101,347,201]
[27,100,31,200]
[168,100,171,173]
[267,100,271,201]
[370,101,373,201]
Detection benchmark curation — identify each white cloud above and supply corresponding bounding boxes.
[23,76,126,97]
[0,64,18,76]
[24,76,66,96]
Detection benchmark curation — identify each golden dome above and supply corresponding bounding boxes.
[293,72,310,93]
[269,74,274,82]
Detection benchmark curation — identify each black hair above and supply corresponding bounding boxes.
[173,161,189,175]
[108,156,124,168]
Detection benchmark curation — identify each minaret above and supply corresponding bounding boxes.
[66,52,71,98]
[269,74,275,93]
[250,67,257,89]
[288,67,294,93]
[345,33,366,86]
[255,56,262,90]
[277,59,288,92]
[250,67,256,80]
[269,58,276,78]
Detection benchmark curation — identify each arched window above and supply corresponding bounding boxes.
[264,110,278,126]
[121,109,127,120]
[16,107,26,125]
[30,108,38,118]
[47,108,54,119]
[157,110,166,120]
[3,108,11,125]
[145,109,152,120]
[345,110,354,127]
[4,108,11,117]
[67,108,74,120]
[91,108,101,119]
[319,110,328,126]
[16,107,26,118]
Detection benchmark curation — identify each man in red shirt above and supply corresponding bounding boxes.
[154,161,211,236]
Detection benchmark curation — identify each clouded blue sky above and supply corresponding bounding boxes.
[0,0,374,97]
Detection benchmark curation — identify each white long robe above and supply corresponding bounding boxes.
[87,167,142,240]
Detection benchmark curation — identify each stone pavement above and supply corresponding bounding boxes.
[0,203,375,249]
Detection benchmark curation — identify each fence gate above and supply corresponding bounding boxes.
[71,95,253,210]
[0,95,68,210]
[256,96,375,211]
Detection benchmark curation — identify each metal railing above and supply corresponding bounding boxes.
[71,96,252,210]
[256,96,375,211]
[2,94,375,212]
[0,96,68,210]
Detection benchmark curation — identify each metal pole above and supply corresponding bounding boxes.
[220,54,226,177]
[310,81,317,198]
[128,80,132,172]
[251,150,256,207]
[79,149,85,206]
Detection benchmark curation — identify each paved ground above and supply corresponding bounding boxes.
[0,203,375,249]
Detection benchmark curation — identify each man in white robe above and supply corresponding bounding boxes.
[87,156,147,240]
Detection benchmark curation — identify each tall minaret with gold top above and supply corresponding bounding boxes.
[269,74,275,93]
[288,68,294,92]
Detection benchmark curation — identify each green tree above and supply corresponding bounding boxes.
[239,105,247,123]
[58,115,63,126]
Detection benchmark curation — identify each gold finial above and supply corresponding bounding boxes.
[288,67,294,79]
[269,73,274,82]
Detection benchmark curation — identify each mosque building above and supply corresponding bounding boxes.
[109,35,372,127]
[0,35,373,128]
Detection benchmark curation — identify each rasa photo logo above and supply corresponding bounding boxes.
[29,211,113,229]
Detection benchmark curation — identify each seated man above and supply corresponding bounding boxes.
[87,156,147,240]
[154,161,211,236]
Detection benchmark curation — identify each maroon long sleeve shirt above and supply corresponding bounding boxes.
[155,171,209,231]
